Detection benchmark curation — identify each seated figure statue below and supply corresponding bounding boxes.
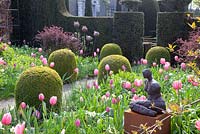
[129,69,166,117]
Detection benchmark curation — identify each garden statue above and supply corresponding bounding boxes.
[129,69,166,117]
[158,0,192,12]
[121,0,142,11]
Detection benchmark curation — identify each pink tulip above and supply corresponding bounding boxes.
[106,107,110,113]
[172,80,182,91]
[31,53,36,58]
[86,35,93,42]
[82,26,88,32]
[140,95,147,101]
[93,31,100,37]
[96,48,100,53]
[159,69,163,74]
[38,93,45,101]
[101,95,106,101]
[74,68,79,74]
[181,63,186,70]
[109,71,113,76]
[20,102,26,109]
[152,62,157,67]
[33,110,40,119]
[14,122,25,134]
[30,62,35,67]
[123,81,132,89]
[131,88,136,93]
[42,58,47,65]
[134,79,143,87]
[0,58,5,65]
[74,21,80,28]
[195,120,200,130]
[109,79,114,85]
[160,58,166,65]
[93,52,97,57]
[105,64,110,71]
[80,50,83,55]
[40,55,44,60]
[164,62,170,71]
[192,81,199,86]
[174,56,179,61]
[75,119,81,127]
[105,91,110,98]
[142,59,148,65]
[112,98,118,104]
[38,48,42,52]
[164,75,169,81]
[1,113,12,125]
[122,65,126,71]
[93,69,98,76]
[132,94,140,101]
[49,96,57,106]
[49,62,55,68]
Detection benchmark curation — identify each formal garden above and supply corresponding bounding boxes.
[0,0,200,134]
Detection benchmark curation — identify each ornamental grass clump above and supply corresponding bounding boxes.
[35,25,81,54]
[48,49,78,83]
[15,66,63,112]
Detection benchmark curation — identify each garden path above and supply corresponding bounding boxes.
[0,78,96,110]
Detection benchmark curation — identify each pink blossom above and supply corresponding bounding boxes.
[195,120,200,130]
[93,69,98,76]
[49,96,57,106]
[123,81,132,89]
[140,95,147,101]
[131,88,136,93]
[181,63,186,70]
[93,31,100,37]
[74,21,80,28]
[192,81,199,86]
[14,122,25,134]
[105,64,110,71]
[74,68,79,74]
[187,75,194,83]
[109,71,113,75]
[38,93,45,101]
[40,55,44,60]
[49,62,55,68]
[134,79,143,87]
[101,95,106,101]
[142,59,148,65]
[105,91,110,98]
[38,48,42,52]
[164,75,169,81]
[174,56,179,61]
[42,58,47,65]
[0,58,5,65]
[164,62,170,71]
[160,58,166,65]
[20,102,26,109]
[122,65,126,71]
[112,98,118,104]
[96,48,100,53]
[1,112,12,125]
[93,52,97,57]
[86,83,92,89]
[106,107,110,113]
[82,26,88,32]
[86,35,93,42]
[110,79,114,85]
[172,80,182,91]
[75,119,81,127]
[152,62,157,67]
[31,53,36,58]
[33,110,40,119]
[132,94,140,101]
[80,49,83,55]
[159,69,163,74]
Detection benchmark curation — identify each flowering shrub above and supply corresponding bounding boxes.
[35,25,81,53]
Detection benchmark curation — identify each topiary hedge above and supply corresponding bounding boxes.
[113,12,144,62]
[48,49,77,83]
[139,0,160,36]
[15,66,63,112]
[98,55,132,83]
[145,46,170,66]
[157,12,191,47]
[99,43,122,60]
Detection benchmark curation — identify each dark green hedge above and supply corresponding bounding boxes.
[113,12,144,62]
[139,0,160,36]
[157,12,191,47]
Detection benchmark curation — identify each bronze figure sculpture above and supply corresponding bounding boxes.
[129,69,166,117]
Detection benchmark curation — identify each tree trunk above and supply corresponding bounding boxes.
[85,0,92,16]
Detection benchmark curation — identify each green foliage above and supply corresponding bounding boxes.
[98,55,132,83]
[139,0,160,36]
[99,43,122,61]
[0,43,15,61]
[48,49,77,83]
[113,12,144,62]
[15,66,63,112]
[145,46,170,65]
[157,12,191,47]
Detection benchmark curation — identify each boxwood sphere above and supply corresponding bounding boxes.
[98,55,132,83]
[145,46,170,66]
[15,66,63,112]
[48,49,77,83]
[99,43,122,60]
